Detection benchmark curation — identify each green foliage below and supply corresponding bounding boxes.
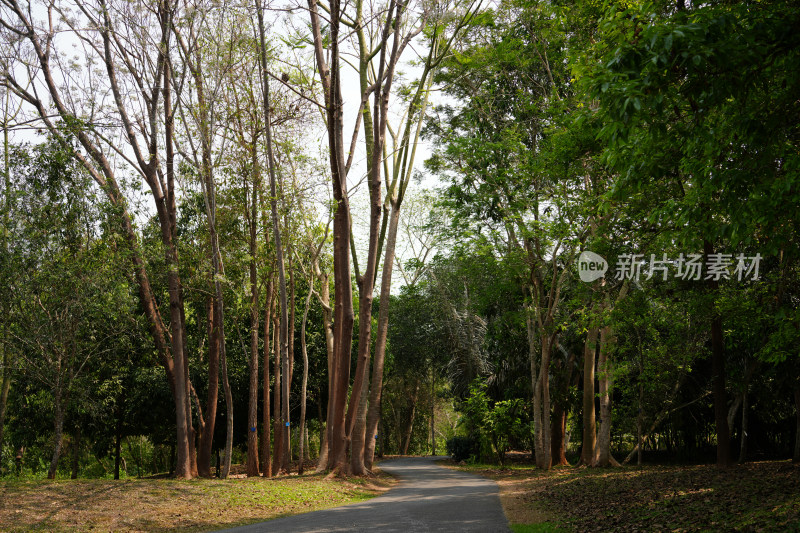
[460,381,526,464]
[445,435,479,462]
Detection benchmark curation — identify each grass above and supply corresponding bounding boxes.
[447,458,800,532]
[0,468,394,532]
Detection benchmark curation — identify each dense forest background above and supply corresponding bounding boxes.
[0,0,798,480]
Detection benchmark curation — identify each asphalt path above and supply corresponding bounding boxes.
[217,456,510,532]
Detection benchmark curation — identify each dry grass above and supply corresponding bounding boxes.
[448,459,800,532]
[0,469,395,532]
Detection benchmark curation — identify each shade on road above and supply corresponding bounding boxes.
[217,456,510,532]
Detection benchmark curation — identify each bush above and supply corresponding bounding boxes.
[446,435,478,462]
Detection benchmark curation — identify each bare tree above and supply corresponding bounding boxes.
[1,0,197,477]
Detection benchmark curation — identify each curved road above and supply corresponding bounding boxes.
[217,456,510,532]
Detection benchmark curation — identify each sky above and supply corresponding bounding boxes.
[2,0,446,291]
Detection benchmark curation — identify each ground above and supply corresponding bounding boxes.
[0,466,394,532]
[452,458,800,532]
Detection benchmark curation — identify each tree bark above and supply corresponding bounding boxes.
[580,324,599,466]
[288,260,296,387]
[272,312,283,475]
[705,241,730,468]
[246,169,260,477]
[256,0,290,475]
[593,324,614,467]
[114,389,124,480]
[551,347,576,466]
[261,279,274,477]
[0,110,11,458]
[551,404,568,466]
[348,0,413,476]
[298,287,313,474]
[527,307,543,466]
[198,298,219,478]
[48,388,65,479]
[220,315,233,478]
[282,261,292,472]
[738,384,749,463]
[70,424,81,479]
[540,335,552,469]
[162,25,192,481]
[402,383,420,455]
[430,367,436,456]
[364,203,402,470]
[314,268,333,472]
[0,345,11,458]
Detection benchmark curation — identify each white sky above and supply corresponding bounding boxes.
[2,0,445,291]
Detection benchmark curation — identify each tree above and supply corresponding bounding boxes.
[585,0,800,467]
[2,0,196,477]
[427,0,588,469]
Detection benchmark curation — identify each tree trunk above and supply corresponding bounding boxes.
[580,324,599,466]
[593,324,614,467]
[313,267,333,473]
[288,261,296,387]
[198,297,219,478]
[246,172,260,477]
[163,66,192,481]
[159,12,194,478]
[261,279,274,477]
[540,335,552,470]
[220,307,233,478]
[317,388,328,471]
[298,287,312,474]
[430,368,436,456]
[306,0,356,474]
[256,2,290,475]
[551,404,568,466]
[637,365,643,467]
[70,424,81,479]
[527,308,543,467]
[348,0,414,472]
[738,384,749,463]
[114,390,124,480]
[364,203,402,470]
[0,112,10,459]
[48,390,65,479]
[272,312,283,475]
[282,262,291,473]
[402,383,420,455]
[705,240,730,468]
[0,344,11,457]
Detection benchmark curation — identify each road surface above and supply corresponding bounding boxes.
[217,456,510,532]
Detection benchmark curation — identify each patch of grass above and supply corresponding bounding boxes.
[0,469,394,532]
[448,459,800,533]
[511,523,569,533]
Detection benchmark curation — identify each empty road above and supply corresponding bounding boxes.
[217,456,510,532]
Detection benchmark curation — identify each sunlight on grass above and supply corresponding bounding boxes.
[0,473,393,532]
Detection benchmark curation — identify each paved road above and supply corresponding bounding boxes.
[217,456,510,532]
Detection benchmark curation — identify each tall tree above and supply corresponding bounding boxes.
[1,0,196,477]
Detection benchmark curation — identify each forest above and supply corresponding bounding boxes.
[0,0,798,493]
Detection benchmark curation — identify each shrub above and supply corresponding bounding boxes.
[446,435,478,462]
